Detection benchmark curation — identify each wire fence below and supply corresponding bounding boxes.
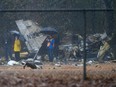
[0,9,116,80]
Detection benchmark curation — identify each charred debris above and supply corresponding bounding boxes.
[1,19,115,68]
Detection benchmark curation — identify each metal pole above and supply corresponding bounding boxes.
[83,10,87,80]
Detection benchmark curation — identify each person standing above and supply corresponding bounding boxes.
[53,34,60,62]
[4,32,13,62]
[47,35,55,62]
[13,36,21,61]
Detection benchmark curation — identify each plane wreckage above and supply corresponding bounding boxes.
[15,20,47,53]
[15,20,59,62]
[15,19,115,64]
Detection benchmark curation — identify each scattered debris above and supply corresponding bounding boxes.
[54,62,61,67]
[86,60,93,65]
[22,59,43,69]
[15,19,115,64]
[7,60,20,66]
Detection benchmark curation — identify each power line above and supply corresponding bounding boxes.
[0,9,114,12]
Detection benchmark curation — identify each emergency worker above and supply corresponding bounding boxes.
[13,36,21,61]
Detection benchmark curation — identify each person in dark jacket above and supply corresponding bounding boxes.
[4,32,13,62]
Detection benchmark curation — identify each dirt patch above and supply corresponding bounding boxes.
[0,63,116,87]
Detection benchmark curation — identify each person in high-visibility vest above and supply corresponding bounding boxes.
[13,36,21,61]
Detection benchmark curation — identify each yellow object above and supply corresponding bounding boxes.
[97,41,110,60]
[14,39,21,52]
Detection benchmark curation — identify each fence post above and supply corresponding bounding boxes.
[83,10,87,80]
